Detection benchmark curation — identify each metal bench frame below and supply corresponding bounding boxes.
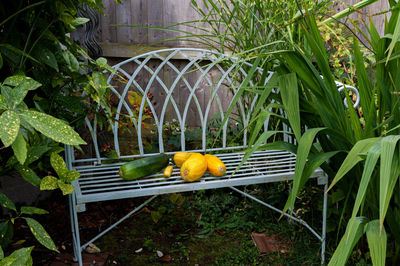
[64,48,358,265]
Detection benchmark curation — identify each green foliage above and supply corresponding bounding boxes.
[0,0,118,263]
[0,192,58,256]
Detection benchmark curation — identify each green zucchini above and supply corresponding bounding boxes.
[119,154,169,180]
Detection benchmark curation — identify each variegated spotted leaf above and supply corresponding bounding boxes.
[15,164,41,187]
[0,110,20,147]
[3,246,33,265]
[50,152,68,178]
[63,170,80,182]
[0,192,16,212]
[57,181,75,195]
[3,75,41,91]
[24,218,58,252]
[11,132,27,165]
[0,256,16,265]
[20,110,86,145]
[0,94,7,110]
[40,176,59,190]
[20,207,48,215]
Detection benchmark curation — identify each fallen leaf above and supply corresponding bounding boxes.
[156,250,163,257]
[158,254,172,262]
[85,243,101,254]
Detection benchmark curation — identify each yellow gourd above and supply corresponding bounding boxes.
[204,154,226,177]
[180,153,207,182]
[163,166,173,178]
[173,152,192,167]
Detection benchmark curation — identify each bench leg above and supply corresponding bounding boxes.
[69,194,83,266]
[321,182,328,265]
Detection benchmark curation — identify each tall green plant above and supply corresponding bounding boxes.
[273,4,400,263]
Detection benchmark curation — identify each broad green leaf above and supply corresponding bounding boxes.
[0,95,7,110]
[328,217,367,266]
[7,85,28,108]
[0,192,16,211]
[95,57,107,68]
[20,110,86,145]
[24,218,58,252]
[50,152,68,178]
[38,48,58,71]
[20,206,48,215]
[71,17,89,26]
[351,142,381,218]
[64,170,80,182]
[279,73,301,140]
[327,137,381,192]
[40,176,58,190]
[0,256,16,265]
[2,246,33,266]
[365,220,387,266]
[3,76,41,91]
[14,165,41,187]
[26,145,51,165]
[0,221,14,248]
[11,132,27,165]
[0,110,20,147]
[63,51,79,72]
[57,181,75,195]
[379,135,400,230]
[281,127,325,216]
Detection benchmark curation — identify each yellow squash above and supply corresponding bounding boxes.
[163,166,173,178]
[180,153,207,182]
[173,152,192,167]
[204,154,226,177]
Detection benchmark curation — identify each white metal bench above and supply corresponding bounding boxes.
[65,48,344,265]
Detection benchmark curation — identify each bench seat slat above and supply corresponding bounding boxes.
[71,150,322,205]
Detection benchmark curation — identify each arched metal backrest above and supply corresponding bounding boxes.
[82,48,274,162]
[76,48,359,164]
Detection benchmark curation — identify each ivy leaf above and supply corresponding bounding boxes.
[11,132,27,165]
[57,181,75,195]
[20,110,86,145]
[3,76,41,91]
[20,207,48,215]
[0,95,7,110]
[38,48,58,71]
[24,218,58,252]
[71,17,89,26]
[50,152,68,178]
[63,170,80,182]
[2,246,33,265]
[40,176,59,190]
[0,110,20,147]
[63,50,79,72]
[0,192,16,212]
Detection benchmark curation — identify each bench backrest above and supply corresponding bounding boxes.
[68,48,277,164]
[65,48,360,166]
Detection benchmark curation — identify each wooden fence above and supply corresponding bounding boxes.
[96,0,390,58]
